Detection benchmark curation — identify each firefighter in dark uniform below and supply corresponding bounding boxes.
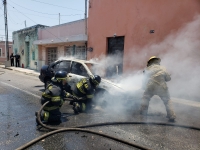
[36,71,76,124]
[71,75,101,114]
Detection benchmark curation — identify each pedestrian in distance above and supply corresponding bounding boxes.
[140,56,176,122]
[67,75,101,114]
[10,53,14,66]
[36,71,75,125]
[15,53,20,67]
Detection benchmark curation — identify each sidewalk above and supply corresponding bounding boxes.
[0,65,40,77]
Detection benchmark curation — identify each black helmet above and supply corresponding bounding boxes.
[90,75,101,86]
[52,71,68,82]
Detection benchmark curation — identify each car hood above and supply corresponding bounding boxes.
[100,78,127,94]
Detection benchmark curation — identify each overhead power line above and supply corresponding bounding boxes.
[9,0,58,15]
[0,34,12,37]
[8,3,67,43]
[30,0,84,12]
[9,0,83,16]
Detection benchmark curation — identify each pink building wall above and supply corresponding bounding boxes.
[38,19,86,40]
[36,19,87,69]
[87,0,200,71]
[0,41,13,64]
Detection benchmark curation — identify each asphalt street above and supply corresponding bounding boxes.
[0,68,200,150]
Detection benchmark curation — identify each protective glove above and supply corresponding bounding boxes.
[64,91,72,98]
[64,90,79,101]
[71,95,79,101]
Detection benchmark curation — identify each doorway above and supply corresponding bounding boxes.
[107,36,124,77]
[26,42,30,67]
[47,47,57,64]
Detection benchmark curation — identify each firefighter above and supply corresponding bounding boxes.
[140,56,176,122]
[36,71,77,125]
[69,75,101,114]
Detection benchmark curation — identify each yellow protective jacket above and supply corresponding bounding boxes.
[41,83,66,111]
[73,78,95,101]
[142,64,171,91]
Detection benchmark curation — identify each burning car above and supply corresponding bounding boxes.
[39,58,141,108]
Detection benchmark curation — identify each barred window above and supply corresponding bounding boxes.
[65,46,73,56]
[75,46,86,60]
[64,45,86,60]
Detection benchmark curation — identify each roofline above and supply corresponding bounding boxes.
[40,19,86,30]
[13,24,49,33]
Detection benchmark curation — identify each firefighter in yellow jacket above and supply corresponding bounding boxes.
[71,75,101,114]
[36,71,77,124]
[140,56,176,122]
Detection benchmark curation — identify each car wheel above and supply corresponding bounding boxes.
[45,78,51,89]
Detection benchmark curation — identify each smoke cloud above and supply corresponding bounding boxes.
[92,15,200,117]
[59,15,200,117]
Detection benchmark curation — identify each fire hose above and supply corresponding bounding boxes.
[16,100,200,150]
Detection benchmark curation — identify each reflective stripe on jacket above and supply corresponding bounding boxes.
[74,78,94,99]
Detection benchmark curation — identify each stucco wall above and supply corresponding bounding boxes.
[13,28,38,69]
[38,41,86,65]
[87,0,200,71]
[0,41,13,64]
[38,19,86,40]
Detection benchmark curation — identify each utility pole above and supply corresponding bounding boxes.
[85,0,87,35]
[59,13,60,25]
[3,0,9,61]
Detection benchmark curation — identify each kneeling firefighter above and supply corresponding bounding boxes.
[68,75,101,114]
[36,71,77,124]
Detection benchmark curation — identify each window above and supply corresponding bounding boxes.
[58,61,71,72]
[65,46,73,56]
[65,45,86,60]
[71,62,88,76]
[32,51,35,60]
[75,46,86,60]
[0,48,2,57]
[53,63,60,69]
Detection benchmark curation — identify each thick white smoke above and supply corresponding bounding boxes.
[119,15,200,102]
[92,15,200,117]
[59,15,200,117]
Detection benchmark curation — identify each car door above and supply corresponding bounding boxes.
[67,61,89,87]
[47,61,60,78]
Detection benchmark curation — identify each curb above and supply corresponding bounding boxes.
[0,66,13,70]
[0,66,39,77]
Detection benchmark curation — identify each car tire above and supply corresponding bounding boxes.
[45,78,51,89]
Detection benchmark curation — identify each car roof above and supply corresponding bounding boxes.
[57,58,99,64]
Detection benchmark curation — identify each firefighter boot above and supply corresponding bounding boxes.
[73,102,81,114]
[35,111,46,126]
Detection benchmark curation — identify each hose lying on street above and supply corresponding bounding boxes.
[16,101,200,150]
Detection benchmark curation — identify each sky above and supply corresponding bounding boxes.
[0,0,87,41]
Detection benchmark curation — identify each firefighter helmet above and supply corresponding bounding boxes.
[147,56,161,64]
[90,75,101,87]
[52,71,68,82]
